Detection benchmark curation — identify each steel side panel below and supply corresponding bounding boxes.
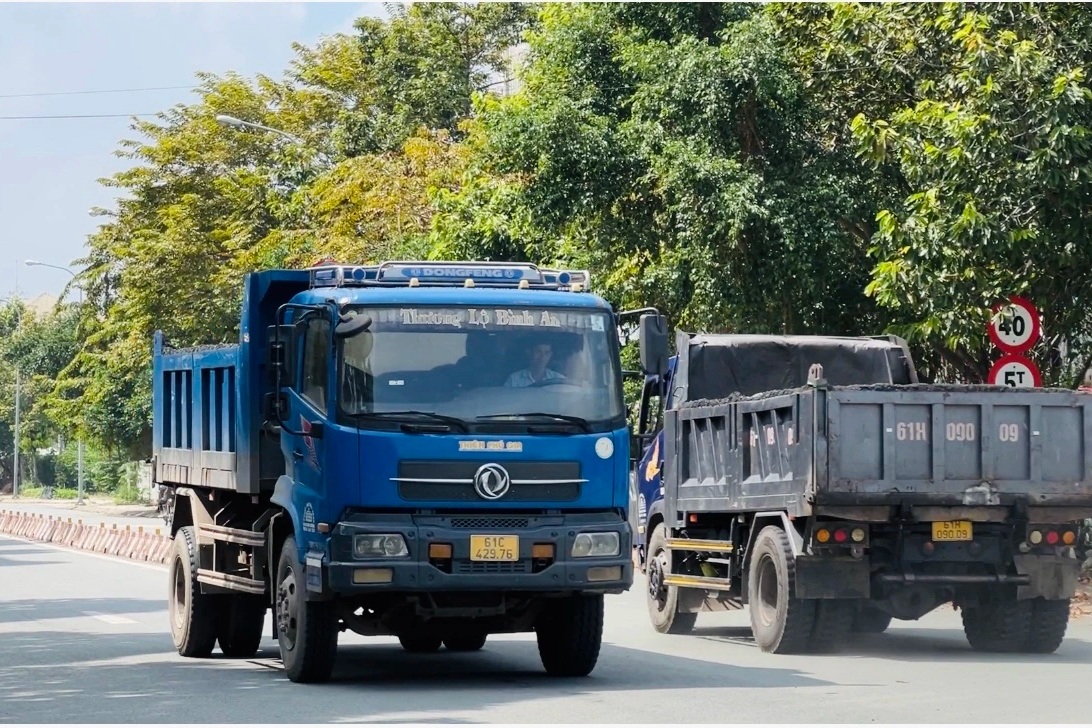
[822,389,1092,506]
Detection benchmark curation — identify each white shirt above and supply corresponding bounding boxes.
[505,368,565,387]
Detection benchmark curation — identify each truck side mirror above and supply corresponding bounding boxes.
[639,313,669,376]
[335,312,372,338]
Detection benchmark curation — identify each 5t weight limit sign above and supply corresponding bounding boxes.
[989,354,1043,388]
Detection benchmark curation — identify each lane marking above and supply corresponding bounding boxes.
[85,613,139,625]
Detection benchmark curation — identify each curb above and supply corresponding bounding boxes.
[0,509,172,564]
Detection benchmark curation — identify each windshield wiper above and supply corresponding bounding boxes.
[354,410,469,432]
[476,412,592,432]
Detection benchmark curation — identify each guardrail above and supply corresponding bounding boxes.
[0,509,171,564]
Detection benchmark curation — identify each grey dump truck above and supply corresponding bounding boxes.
[635,327,1092,654]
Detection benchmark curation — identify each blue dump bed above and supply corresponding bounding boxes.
[152,269,310,494]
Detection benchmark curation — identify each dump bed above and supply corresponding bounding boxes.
[664,384,1092,520]
[151,269,310,494]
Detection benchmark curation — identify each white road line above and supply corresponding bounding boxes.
[0,533,168,572]
[85,613,139,625]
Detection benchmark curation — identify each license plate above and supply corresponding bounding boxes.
[470,535,519,561]
[932,520,973,541]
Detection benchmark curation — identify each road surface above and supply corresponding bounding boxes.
[1,534,1088,723]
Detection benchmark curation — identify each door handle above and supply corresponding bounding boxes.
[292,449,304,460]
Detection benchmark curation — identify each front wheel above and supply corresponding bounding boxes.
[645,523,698,635]
[276,536,338,683]
[535,594,604,677]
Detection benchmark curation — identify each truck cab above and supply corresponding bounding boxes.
[156,261,636,682]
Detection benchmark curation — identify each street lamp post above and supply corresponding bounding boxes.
[215,114,303,144]
[25,260,84,505]
[0,296,20,499]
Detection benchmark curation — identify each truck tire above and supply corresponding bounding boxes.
[961,599,1031,652]
[275,535,338,683]
[645,523,698,634]
[399,633,442,653]
[535,594,604,677]
[217,594,267,658]
[747,525,815,654]
[808,599,856,651]
[1022,598,1070,653]
[168,526,219,658]
[851,604,893,634]
[444,629,487,652]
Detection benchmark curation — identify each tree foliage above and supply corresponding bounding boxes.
[10,2,1092,462]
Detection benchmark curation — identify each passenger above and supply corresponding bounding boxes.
[505,341,566,387]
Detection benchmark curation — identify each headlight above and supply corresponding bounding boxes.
[353,534,408,559]
[572,532,619,558]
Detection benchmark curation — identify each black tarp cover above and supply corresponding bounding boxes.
[674,332,917,403]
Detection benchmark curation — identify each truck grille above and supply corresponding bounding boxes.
[449,517,530,530]
[395,460,583,502]
[456,561,529,574]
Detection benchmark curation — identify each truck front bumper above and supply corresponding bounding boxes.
[312,511,633,597]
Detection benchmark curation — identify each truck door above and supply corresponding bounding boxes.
[287,313,332,518]
[634,371,668,548]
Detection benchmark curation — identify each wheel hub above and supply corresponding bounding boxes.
[648,551,668,607]
[277,570,299,648]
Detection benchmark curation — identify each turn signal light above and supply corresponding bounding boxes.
[532,543,555,559]
[816,529,831,543]
[1063,531,1076,545]
[429,543,452,559]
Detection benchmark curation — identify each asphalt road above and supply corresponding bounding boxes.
[2,534,1089,724]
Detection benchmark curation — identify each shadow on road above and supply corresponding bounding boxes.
[0,629,833,723]
[689,623,1092,665]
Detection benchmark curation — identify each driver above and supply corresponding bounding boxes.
[505,341,566,387]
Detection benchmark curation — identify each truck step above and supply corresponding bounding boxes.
[197,569,266,595]
[665,538,734,553]
[664,574,734,590]
[199,523,264,548]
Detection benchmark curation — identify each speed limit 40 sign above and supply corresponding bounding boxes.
[988,353,1043,388]
[989,295,1040,353]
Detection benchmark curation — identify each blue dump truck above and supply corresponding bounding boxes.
[632,326,1092,654]
[153,261,643,682]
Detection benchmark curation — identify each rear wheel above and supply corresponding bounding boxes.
[645,523,698,635]
[443,629,487,652]
[962,599,1031,652]
[168,526,219,658]
[217,594,267,658]
[851,604,893,634]
[808,599,856,651]
[1022,598,1070,653]
[747,525,815,654]
[399,633,443,653]
[536,594,604,677]
[276,536,338,682]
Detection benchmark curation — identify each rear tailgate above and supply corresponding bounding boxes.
[823,385,1092,508]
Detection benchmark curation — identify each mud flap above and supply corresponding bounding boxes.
[794,555,871,599]
[1014,554,1080,600]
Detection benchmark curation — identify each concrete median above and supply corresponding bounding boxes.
[0,509,172,564]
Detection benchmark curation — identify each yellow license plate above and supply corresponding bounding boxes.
[932,520,973,541]
[470,535,519,561]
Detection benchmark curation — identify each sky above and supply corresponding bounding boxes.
[0,1,387,303]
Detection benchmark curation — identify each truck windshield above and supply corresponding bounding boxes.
[337,305,625,430]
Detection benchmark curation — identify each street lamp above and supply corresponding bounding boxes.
[24,259,85,505]
[0,296,20,500]
[215,114,303,144]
